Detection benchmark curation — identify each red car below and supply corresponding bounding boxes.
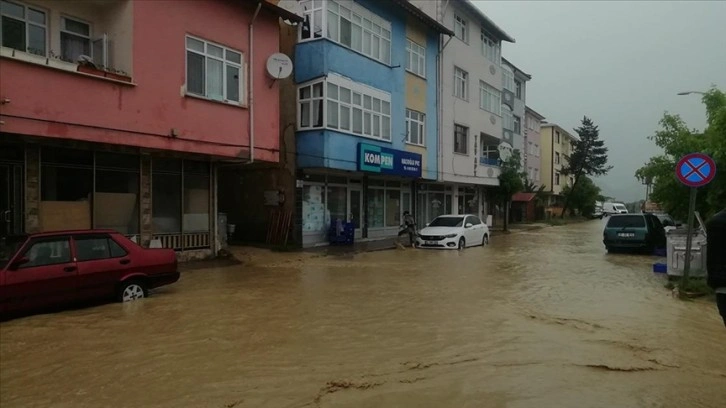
[0,230,179,316]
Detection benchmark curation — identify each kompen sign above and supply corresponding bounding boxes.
[357,143,422,178]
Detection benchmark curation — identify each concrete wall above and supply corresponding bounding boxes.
[217,21,301,246]
[540,126,554,193]
[0,0,281,161]
[436,1,503,186]
[541,124,574,196]
[524,109,543,186]
[404,17,439,181]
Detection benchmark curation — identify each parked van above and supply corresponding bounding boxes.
[603,213,666,253]
[602,202,628,216]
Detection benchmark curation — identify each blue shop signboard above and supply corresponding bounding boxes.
[357,143,422,178]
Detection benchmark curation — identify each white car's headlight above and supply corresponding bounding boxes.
[445,233,458,238]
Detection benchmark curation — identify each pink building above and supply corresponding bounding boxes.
[0,0,299,258]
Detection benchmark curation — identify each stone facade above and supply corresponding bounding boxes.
[24,145,40,234]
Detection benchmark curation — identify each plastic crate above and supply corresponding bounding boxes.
[653,263,667,274]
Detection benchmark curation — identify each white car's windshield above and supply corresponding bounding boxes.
[428,217,464,227]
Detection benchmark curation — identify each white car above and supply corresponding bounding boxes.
[416,214,490,250]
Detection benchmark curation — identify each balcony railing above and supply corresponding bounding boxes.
[479,157,500,166]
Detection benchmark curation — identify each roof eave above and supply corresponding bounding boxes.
[525,106,546,120]
[460,0,515,43]
[502,57,532,80]
[391,0,454,36]
[257,0,305,23]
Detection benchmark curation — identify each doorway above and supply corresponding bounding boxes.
[348,187,362,239]
[0,164,23,238]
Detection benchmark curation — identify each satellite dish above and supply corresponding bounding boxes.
[276,0,304,25]
[266,53,293,80]
[498,142,513,162]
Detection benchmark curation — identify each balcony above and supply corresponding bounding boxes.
[479,156,500,166]
[0,0,133,81]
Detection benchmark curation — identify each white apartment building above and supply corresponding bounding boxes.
[411,0,515,222]
[501,58,531,167]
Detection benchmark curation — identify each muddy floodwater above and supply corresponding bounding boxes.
[1,220,725,407]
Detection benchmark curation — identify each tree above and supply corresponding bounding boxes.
[495,150,526,231]
[560,117,613,218]
[635,87,726,220]
[561,176,602,217]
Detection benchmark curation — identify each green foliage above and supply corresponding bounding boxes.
[561,176,602,216]
[635,87,726,220]
[560,117,612,217]
[495,150,526,202]
[495,150,526,231]
[562,117,614,178]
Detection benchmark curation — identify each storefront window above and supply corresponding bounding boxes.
[40,148,93,231]
[183,161,210,233]
[429,192,445,220]
[303,184,326,235]
[327,186,347,225]
[367,188,385,228]
[95,152,139,235]
[152,158,182,234]
[385,189,400,227]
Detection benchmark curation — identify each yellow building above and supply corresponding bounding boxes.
[540,123,577,209]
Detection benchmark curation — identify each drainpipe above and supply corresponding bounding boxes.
[437,33,453,183]
[249,2,262,163]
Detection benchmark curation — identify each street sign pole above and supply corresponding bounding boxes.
[674,153,716,291]
[681,187,698,284]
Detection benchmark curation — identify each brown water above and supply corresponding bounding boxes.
[1,220,725,408]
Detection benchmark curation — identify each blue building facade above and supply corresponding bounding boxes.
[294,0,450,246]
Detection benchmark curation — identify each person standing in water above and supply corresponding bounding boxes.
[398,211,416,247]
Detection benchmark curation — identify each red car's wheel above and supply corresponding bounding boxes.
[117,280,148,302]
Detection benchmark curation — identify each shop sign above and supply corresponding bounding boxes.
[357,143,422,178]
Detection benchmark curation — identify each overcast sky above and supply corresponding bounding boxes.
[474,0,726,202]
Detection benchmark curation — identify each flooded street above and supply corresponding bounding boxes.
[1,220,725,408]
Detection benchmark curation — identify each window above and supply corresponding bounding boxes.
[454,124,469,155]
[502,66,515,93]
[299,75,391,141]
[535,144,540,157]
[406,109,425,146]
[555,172,560,185]
[1,0,46,55]
[515,80,522,99]
[481,144,499,165]
[317,0,391,64]
[502,106,514,130]
[60,16,90,63]
[513,115,521,134]
[480,29,499,64]
[556,131,561,144]
[479,81,500,115]
[94,152,139,235]
[152,158,182,235]
[183,160,211,234]
[20,238,71,268]
[406,38,425,77]
[469,216,482,225]
[454,67,468,100]
[454,14,468,42]
[74,236,118,261]
[534,168,539,181]
[186,36,243,104]
[298,82,324,128]
[555,152,561,165]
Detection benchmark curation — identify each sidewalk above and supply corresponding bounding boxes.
[224,223,554,267]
